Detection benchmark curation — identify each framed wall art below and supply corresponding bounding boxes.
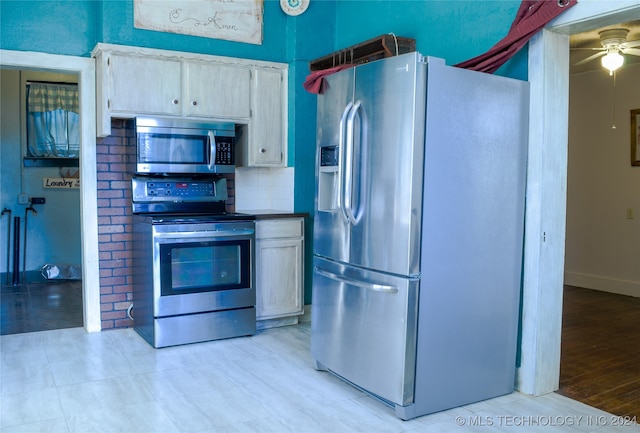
[134,0,264,45]
[632,109,640,167]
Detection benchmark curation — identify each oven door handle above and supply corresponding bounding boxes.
[153,229,254,239]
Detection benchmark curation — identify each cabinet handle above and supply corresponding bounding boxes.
[172,99,179,105]
[191,100,197,106]
[260,148,266,153]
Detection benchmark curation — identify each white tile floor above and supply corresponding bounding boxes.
[1,322,638,433]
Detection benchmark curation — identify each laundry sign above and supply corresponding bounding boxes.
[134,0,264,45]
[43,178,80,189]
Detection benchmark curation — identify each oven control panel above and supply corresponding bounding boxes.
[131,176,228,204]
[146,181,214,198]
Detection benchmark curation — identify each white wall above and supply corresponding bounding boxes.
[565,63,640,297]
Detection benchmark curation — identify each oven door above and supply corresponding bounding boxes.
[152,221,255,317]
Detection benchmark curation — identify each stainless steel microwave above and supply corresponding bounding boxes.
[135,117,236,175]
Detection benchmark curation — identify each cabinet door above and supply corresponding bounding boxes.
[256,237,304,320]
[185,61,251,119]
[249,68,286,166]
[255,218,304,320]
[108,54,182,116]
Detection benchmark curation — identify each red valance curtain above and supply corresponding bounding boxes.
[454,0,578,73]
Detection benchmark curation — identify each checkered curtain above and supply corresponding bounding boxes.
[26,83,79,158]
[27,83,79,113]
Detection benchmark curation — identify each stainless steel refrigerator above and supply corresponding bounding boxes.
[311,52,529,420]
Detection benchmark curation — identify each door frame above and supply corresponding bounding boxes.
[517,1,640,395]
[0,50,101,332]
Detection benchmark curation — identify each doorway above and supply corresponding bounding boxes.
[516,3,640,396]
[558,21,640,417]
[0,50,101,333]
[0,70,84,335]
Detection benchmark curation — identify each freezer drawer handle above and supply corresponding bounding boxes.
[315,267,398,293]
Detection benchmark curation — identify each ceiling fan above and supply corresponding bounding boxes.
[573,28,640,74]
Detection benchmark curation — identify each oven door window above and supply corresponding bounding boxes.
[138,132,209,164]
[159,239,250,295]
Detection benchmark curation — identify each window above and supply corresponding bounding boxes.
[26,82,79,160]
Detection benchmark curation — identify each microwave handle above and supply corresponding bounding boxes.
[208,130,216,171]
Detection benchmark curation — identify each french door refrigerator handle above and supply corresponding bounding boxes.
[315,266,399,293]
[344,100,361,225]
[338,102,353,224]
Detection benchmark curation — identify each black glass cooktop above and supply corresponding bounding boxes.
[133,212,255,224]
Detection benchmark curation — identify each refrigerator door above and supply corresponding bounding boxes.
[346,52,427,277]
[314,67,355,264]
[311,256,419,406]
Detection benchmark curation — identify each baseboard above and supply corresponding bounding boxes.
[0,270,53,285]
[564,272,640,298]
[300,304,311,323]
[255,305,312,330]
[256,316,298,330]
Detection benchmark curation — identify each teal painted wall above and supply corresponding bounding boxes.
[1,0,527,304]
[333,0,527,79]
[0,1,99,56]
[97,0,289,62]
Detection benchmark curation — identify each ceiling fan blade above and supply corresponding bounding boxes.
[574,51,606,66]
[621,39,640,48]
[621,47,640,56]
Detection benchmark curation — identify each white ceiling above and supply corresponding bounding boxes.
[569,19,640,75]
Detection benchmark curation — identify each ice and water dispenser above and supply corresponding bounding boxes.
[317,145,339,211]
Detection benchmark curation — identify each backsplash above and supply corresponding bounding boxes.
[235,167,294,211]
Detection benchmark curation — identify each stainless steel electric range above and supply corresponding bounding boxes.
[131,175,255,348]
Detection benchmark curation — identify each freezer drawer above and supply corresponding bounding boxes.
[311,256,419,406]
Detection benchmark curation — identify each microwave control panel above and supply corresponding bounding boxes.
[215,138,234,165]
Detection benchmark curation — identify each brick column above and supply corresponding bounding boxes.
[96,119,135,330]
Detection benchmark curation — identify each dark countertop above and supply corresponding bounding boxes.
[241,209,309,220]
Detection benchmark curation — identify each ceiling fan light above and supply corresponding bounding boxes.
[601,51,624,73]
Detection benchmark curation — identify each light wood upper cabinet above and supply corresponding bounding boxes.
[184,61,251,119]
[107,54,182,117]
[246,67,286,167]
[92,45,288,166]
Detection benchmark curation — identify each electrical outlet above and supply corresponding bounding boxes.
[18,194,29,204]
[627,208,635,219]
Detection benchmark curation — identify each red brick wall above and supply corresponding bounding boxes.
[96,119,136,330]
[96,119,235,330]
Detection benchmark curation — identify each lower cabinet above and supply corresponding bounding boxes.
[255,217,304,328]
